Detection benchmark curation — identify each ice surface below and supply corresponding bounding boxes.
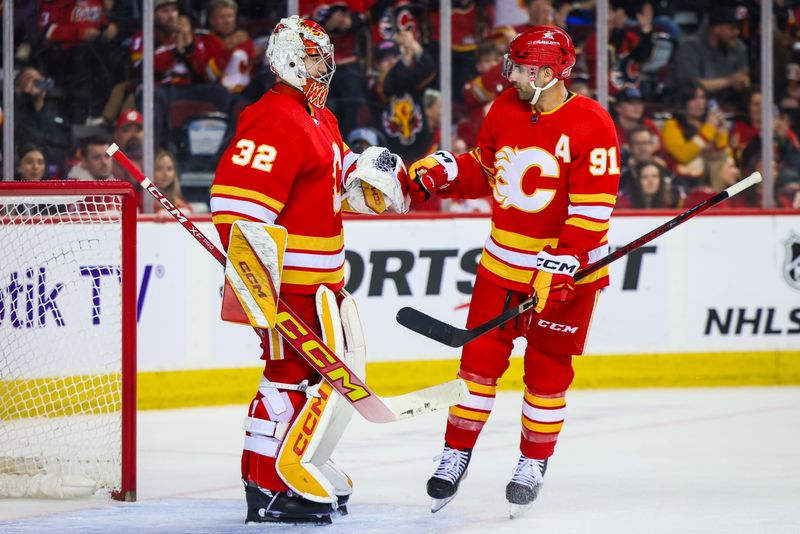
[1,387,799,533]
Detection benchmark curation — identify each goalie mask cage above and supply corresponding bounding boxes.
[0,181,136,501]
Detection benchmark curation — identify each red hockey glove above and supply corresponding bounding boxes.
[407,150,458,202]
[531,247,581,314]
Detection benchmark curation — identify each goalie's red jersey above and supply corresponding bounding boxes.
[445,89,620,294]
[211,84,350,295]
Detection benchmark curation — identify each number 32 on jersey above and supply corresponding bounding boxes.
[493,134,619,213]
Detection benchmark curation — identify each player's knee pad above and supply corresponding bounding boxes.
[272,286,367,503]
[523,347,575,394]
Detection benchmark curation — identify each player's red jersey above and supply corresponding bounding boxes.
[210,84,351,295]
[38,0,107,45]
[444,89,620,294]
[194,30,256,93]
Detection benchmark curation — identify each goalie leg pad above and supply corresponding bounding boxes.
[274,287,366,502]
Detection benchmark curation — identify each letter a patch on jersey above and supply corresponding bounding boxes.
[222,221,288,328]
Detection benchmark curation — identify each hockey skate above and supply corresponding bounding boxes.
[426,443,472,513]
[506,456,548,519]
[244,480,337,524]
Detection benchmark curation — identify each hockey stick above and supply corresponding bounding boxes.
[107,144,467,423]
[397,171,763,348]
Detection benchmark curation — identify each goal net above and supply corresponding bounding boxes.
[0,181,137,501]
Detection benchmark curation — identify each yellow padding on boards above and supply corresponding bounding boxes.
[5,352,798,416]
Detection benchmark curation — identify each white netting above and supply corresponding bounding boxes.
[0,194,126,498]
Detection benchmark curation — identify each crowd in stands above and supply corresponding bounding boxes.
[2,0,800,211]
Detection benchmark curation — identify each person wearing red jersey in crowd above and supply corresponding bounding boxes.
[405,26,619,517]
[130,0,229,148]
[38,0,125,123]
[194,0,256,94]
[210,16,409,524]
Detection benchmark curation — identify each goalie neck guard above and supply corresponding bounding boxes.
[267,16,336,108]
[502,25,575,105]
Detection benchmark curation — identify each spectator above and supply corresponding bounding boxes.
[67,134,117,181]
[130,0,230,148]
[616,161,675,209]
[619,125,668,190]
[683,153,755,208]
[612,87,661,154]
[147,149,192,214]
[114,110,144,151]
[13,67,71,178]
[195,0,256,95]
[673,6,749,109]
[661,81,730,191]
[370,30,437,164]
[346,127,383,153]
[15,146,47,181]
[38,0,126,123]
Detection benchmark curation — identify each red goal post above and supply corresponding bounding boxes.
[0,181,137,501]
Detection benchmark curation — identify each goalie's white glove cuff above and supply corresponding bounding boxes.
[535,250,580,276]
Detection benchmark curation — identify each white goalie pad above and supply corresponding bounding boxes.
[343,146,410,214]
[221,221,288,328]
[275,286,368,502]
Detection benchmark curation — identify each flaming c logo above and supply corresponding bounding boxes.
[382,95,423,145]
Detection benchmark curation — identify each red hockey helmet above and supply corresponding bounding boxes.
[504,26,576,80]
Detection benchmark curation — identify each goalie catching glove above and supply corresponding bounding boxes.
[343,146,409,214]
[407,150,459,202]
[531,247,581,314]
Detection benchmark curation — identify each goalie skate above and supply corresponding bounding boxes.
[426,444,472,513]
[506,456,547,519]
[244,481,336,524]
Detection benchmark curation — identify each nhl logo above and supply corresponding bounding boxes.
[784,232,800,290]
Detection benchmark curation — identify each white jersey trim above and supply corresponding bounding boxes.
[568,204,613,220]
[284,249,346,270]
[210,197,277,224]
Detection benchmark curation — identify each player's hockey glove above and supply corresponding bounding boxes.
[407,150,458,202]
[531,247,581,314]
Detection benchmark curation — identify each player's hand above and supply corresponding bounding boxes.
[407,150,458,202]
[531,247,580,314]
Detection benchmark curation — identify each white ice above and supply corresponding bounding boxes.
[1,387,799,533]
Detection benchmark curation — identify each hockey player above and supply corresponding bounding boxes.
[405,26,620,518]
[210,16,408,524]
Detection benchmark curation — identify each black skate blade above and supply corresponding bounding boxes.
[508,502,533,519]
[246,510,334,525]
[431,495,456,513]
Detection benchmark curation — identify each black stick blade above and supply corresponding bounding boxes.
[396,307,463,347]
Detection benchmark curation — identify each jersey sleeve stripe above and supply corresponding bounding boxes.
[282,266,345,287]
[211,184,285,212]
[567,204,613,220]
[568,193,617,205]
[210,197,278,224]
[565,216,609,232]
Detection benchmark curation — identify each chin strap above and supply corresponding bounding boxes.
[529,77,559,105]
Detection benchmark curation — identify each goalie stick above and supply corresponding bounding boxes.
[107,144,467,423]
[397,171,763,348]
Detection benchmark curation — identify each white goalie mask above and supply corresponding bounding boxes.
[267,16,336,107]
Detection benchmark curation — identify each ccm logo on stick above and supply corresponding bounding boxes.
[537,319,579,333]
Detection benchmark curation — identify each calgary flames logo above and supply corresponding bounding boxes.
[382,95,423,146]
[493,146,560,212]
